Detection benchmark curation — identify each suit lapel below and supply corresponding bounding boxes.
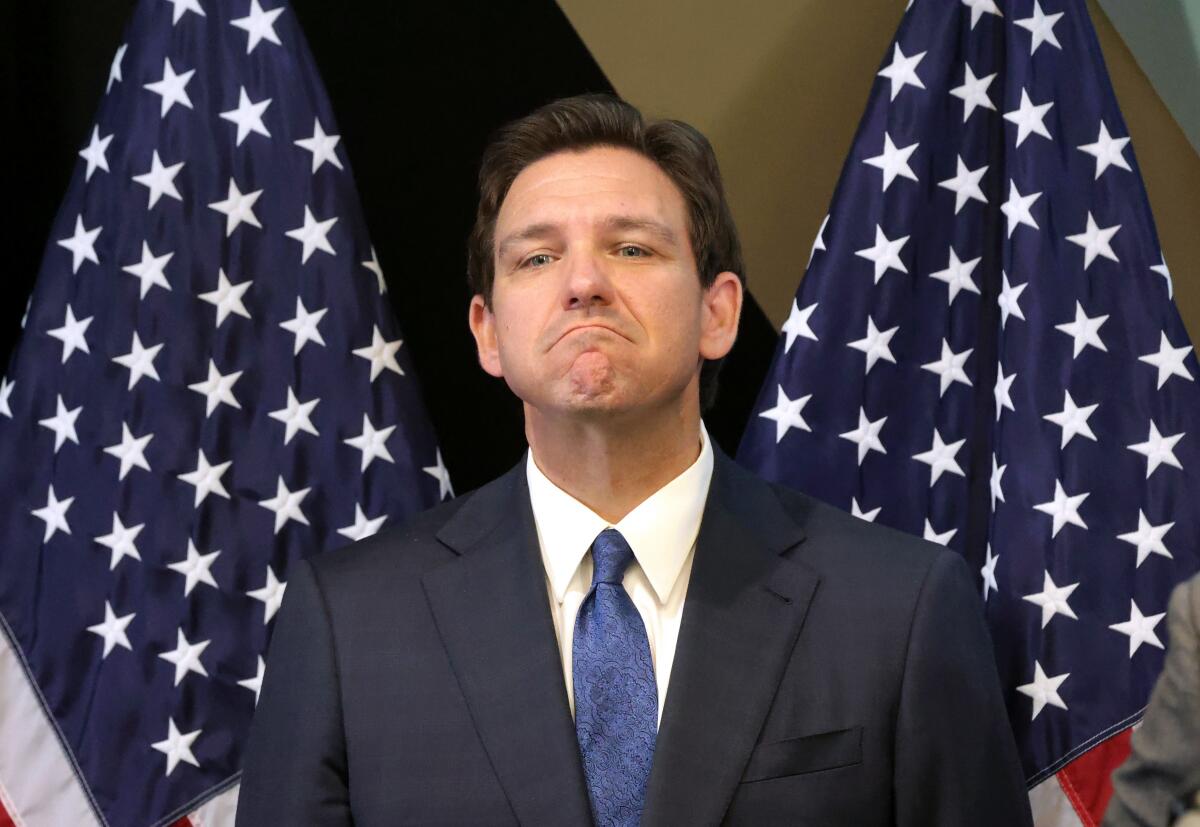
[642,450,820,826]
[422,462,594,827]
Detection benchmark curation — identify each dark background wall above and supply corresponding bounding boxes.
[1,1,778,494]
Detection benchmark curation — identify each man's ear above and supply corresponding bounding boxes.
[698,271,743,361]
[468,294,504,378]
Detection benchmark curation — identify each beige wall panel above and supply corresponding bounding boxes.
[558,0,1199,341]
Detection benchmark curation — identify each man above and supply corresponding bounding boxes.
[1104,571,1200,827]
[236,94,1032,825]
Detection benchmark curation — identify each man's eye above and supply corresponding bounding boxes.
[522,253,553,268]
[617,245,649,258]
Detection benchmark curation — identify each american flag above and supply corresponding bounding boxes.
[0,1,448,825]
[737,0,1198,824]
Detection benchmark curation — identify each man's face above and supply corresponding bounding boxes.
[469,146,740,422]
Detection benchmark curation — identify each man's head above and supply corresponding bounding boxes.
[467,94,744,422]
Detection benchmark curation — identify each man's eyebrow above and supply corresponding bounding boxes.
[496,222,560,260]
[600,215,679,245]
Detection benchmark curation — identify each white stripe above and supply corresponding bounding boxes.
[1029,774,1086,827]
[188,784,239,827]
[0,623,101,826]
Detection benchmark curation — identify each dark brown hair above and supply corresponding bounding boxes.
[467,93,745,410]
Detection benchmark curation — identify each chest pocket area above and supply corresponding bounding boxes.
[740,725,863,783]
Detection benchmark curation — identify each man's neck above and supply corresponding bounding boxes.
[525,406,703,524]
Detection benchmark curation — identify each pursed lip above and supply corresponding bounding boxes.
[550,323,627,348]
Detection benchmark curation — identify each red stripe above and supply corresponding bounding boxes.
[0,798,15,827]
[1057,728,1134,826]
[169,818,192,827]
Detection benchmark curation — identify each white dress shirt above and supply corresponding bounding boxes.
[525,423,714,727]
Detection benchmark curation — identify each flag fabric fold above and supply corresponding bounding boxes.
[0,1,447,824]
[738,1,1198,823]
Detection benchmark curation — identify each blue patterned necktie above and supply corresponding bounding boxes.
[573,528,658,826]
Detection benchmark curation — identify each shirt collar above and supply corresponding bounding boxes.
[526,423,714,606]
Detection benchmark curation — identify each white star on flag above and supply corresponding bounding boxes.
[247,566,287,625]
[1138,332,1194,389]
[1017,662,1069,720]
[1033,479,1089,537]
[258,476,311,534]
[847,317,899,374]
[31,485,74,543]
[166,540,221,597]
[981,545,999,601]
[1109,600,1166,658]
[1022,571,1080,628]
[912,429,965,486]
[929,247,981,305]
[1065,212,1121,269]
[423,449,455,500]
[158,629,210,686]
[122,241,174,299]
[949,62,996,124]
[95,513,144,570]
[285,205,338,263]
[197,268,253,326]
[177,450,232,506]
[1003,88,1054,147]
[151,719,201,777]
[219,86,272,146]
[1150,254,1173,299]
[1054,301,1108,358]
[839,408,888,465]
[164,0,206,25]
[78,126,114,182]
[876,44,926,100]
[295,118,344,173]
[781,301,818,352]
[353,325,405,381]
[1077,120,1131,179]
[86,601,135,658]
[961,0,1002,29]
[994,365,1017,421]
[1000,180,1041,237]
[56,215,102,273]
[1126,421,1184,478]
[862,133,919,192]
[268,388,320,444]
[1014,0,1065,55]
[937,156,988,213]
[278,298,328,354]
[361,246,386,293]
[338,504,387,543]
[208,178,263,236]
[38,395,82,453]
[103,423,153,480]
[998,272,1027,329]
[0,378,14,419]
[131,150,185,208]
[238,657,266,706]
[922,519,956,546]
[188,359,243,416]
[230,0,285,53]
[106,43,127,93]
[990,456,1006,509]
[851,497,881,522]
[47,304,93,363]
[143,58,195,117]
[344,414,398,470]
[758,386,812,444]
[1043,391,1099,448]
[1116,510,1174,568]
[112,332,164,390]
[920,339,973,397]
[854,225,909,283]
[808,214,828,267]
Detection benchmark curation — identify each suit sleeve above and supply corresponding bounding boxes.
[235,558,352,826]
[1103,576,1200,827]
[893,549,1033,827]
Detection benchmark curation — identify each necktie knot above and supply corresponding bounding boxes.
[591,528,634,586]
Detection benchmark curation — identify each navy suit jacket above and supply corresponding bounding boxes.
[236,449,1033,825]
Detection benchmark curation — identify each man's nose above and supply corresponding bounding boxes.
[562,251,614,310]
